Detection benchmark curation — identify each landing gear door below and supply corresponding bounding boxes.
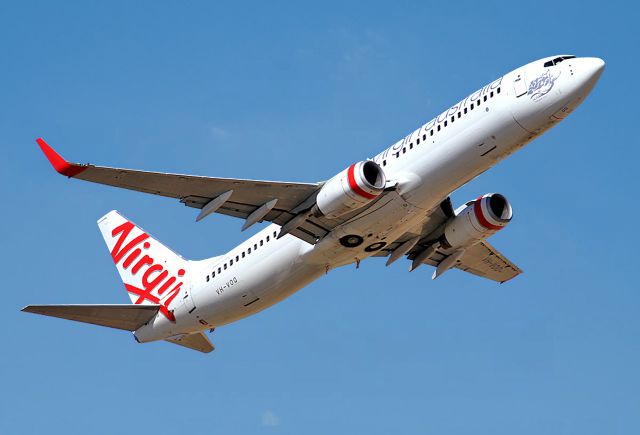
[513,70,528,97]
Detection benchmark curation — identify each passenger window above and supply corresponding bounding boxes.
[260,240,263,246]
[444,121,447,127]
[403,147,406,153]
[236,255,239,261]
[224,264,227,270]
[437,125,441,131]
[410,143,413,149]
[422,134,426,140]
[206,275,209,282]
[254,244,257,250]
[458,112,461,118]
[477,99,481,106]
[497,87,501,94]
[230,259,233,266]
[248,248,251,254]
[266,236,270,242]
[383,159,387,166]
[416,138,420,144]
[464,107,468,114]
[212,271,215,277]
[242,252,245,258]
[483,95,487,102]
[490,91,494,98]
[430,130,434,136]
[471,103,474,110]
[273,231,277,237]
[218,267,221,273]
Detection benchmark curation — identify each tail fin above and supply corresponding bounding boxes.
[97,211,189,321]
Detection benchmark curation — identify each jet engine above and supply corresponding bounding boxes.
[316,161,386,219]
[441,193,512,249]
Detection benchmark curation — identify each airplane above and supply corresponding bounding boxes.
[23,55,605,353]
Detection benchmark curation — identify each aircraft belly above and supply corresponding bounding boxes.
[308,192,426,267]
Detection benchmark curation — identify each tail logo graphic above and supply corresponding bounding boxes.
[110,221,184,321]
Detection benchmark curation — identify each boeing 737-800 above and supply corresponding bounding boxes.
[24,55,605,353]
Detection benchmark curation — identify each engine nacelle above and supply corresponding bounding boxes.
[316,161,386,219]
[442,193,512,249]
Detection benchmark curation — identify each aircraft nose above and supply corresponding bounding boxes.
[580,57,605,87]
[585,57,606,80]
[566,57,605,100]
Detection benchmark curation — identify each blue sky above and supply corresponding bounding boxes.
[1,1,637,434]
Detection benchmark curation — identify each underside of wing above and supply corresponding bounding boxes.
[453,241,522,283]
[375,198,522,283]
[371,197,455,258]
[401,240,521,283]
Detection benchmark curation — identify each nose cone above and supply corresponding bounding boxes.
[574,57,605,96]
[556,56,605,108]
[584,57,606,84]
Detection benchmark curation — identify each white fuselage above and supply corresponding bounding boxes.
[135,55,604,343]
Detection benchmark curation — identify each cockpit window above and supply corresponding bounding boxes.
[544,55,576,67]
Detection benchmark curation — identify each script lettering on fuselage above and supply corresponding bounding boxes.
[372,76,503,164]
[110,221,184,321]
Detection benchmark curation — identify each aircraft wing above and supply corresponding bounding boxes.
[379,238,521,283]
[450,241,522,282]
[37,138,330,243]
[401,240,522,282]
[370,197,455,257]
[374,200,522,282]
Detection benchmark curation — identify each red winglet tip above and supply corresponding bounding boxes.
[36,138,86,177]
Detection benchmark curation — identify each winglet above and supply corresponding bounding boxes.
[36,138,87,177]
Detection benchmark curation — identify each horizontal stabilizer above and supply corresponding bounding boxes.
[165,332,214,353]
[22,304,160,331]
